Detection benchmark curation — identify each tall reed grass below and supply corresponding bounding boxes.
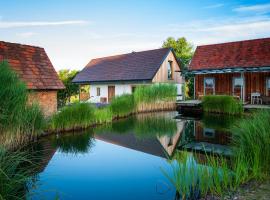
[202,95,243,115]
[231,110,270,181]
[0,147,37,200]
[110,94,135,117]
[0,61,45,148]
[50,103,95,131]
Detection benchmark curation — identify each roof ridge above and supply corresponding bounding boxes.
[0,40,44,49]
[90,47,171,61]
[197,37,270,48]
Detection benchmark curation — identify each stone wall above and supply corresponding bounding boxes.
[28,90,58,117]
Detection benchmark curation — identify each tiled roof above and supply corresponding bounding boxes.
[189,38,270,70]
[0,41,65,90]
[73,48,173,83]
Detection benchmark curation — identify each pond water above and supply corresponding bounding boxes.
[27,112,235,200]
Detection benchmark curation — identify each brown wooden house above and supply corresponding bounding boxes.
[189,38,270,104]
[0,41,65,116]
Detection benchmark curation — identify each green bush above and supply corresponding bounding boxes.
[202,95,243,115]
[231,110,270,181]
[134,83,177,104]
[50,103,95,131]
[110,94,135,117]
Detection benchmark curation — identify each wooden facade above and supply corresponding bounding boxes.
[195,72,270,103]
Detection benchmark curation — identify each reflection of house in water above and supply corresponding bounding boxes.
[180,120,232,156]
[95,112,185,159]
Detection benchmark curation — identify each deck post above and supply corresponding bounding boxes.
[193,76,196,100]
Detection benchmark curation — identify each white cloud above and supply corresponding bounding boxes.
[16,32,37,38]
[166,16,270,45]
[203,3,224,9]
[233,3,270,13]
[0,20,89,28]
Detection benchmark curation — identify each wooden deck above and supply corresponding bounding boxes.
[244,104,270,110]
[176,100,203,115]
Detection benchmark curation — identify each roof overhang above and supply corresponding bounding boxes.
[72,79,152,85]
[188,66,270,75]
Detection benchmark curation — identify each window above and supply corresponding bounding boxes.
[167,61,173,79]
[96,87,100,96]
[204,77,215,95]
[266,78,270,95]
[233,77,243,99]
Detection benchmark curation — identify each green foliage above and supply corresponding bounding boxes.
[0,61,45,139]
[231,110,270,181]
[50,103,95,131]
[94,107,112,124]
[110,94,135,117]
[162,37,194,68]
[0,147,36,200]
[57,69,79,107]
[134,83,177,104]
[202,95,243,115]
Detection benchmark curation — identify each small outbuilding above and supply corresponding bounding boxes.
[0,41,65,116]
[189,38,270,104]
[73,48,183,103]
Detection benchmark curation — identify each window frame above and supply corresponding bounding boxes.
[167,60,173,80]
[232,76,244,99]
[96,87,101,96]
[204,77,215,95]
[266,77,270,96]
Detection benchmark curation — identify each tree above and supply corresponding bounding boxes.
[162,37,194,69]
[57,69,80,107]
[162,37,195,99]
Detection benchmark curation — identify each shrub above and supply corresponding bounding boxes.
[134,83,177,104]
[110,94,135,117]
[50,103,95,131]
[202,95,243,115]
[231,110,270,181]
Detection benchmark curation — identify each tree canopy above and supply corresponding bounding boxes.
[57,69,79,107]
[162,37,194,69]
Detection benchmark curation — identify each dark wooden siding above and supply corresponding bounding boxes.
[195,72,270,102]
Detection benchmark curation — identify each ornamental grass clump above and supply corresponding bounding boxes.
[110,94,135,118]
[50,103,95,131]
[94,107,112,124]
[231,110,270,182]
[202,95,243,115]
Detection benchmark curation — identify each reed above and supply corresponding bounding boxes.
[0,147,37,200]
[93,107,112,124]
[231,110,270,181]
[202,95,243,115]
[134,83,177,104]
[110,94,135,117]
[50,103,95,132]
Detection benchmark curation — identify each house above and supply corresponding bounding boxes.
[189,38,270,103]
[73,48,183,103]
[0,41,65,116]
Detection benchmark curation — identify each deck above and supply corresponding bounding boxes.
[176,100,203,115]
[244,104,270,110]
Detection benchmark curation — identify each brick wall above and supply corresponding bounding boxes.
[28,90,58,117]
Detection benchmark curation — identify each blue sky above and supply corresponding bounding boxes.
[1,0,270,70]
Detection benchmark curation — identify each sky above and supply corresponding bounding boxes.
[1,0,270,70]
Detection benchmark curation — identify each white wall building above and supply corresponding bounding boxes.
[73,48,183,103]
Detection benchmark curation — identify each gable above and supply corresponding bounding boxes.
[0,41,65,90]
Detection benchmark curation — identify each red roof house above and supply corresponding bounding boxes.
[189,38,270,104]
[0,41,65,116]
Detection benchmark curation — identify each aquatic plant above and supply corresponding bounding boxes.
[202,95,243,115]
[231,110,270,181]
[0,147,37,200]
[94,106,112,124]
[50,103,95,131]
[110,94,135,117]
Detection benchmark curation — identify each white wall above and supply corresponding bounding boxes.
[87,83,182,103]
[88,84,134,103]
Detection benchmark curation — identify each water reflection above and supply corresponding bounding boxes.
[23,112,237,200]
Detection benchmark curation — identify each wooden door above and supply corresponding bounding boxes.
[108,86,115,103]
